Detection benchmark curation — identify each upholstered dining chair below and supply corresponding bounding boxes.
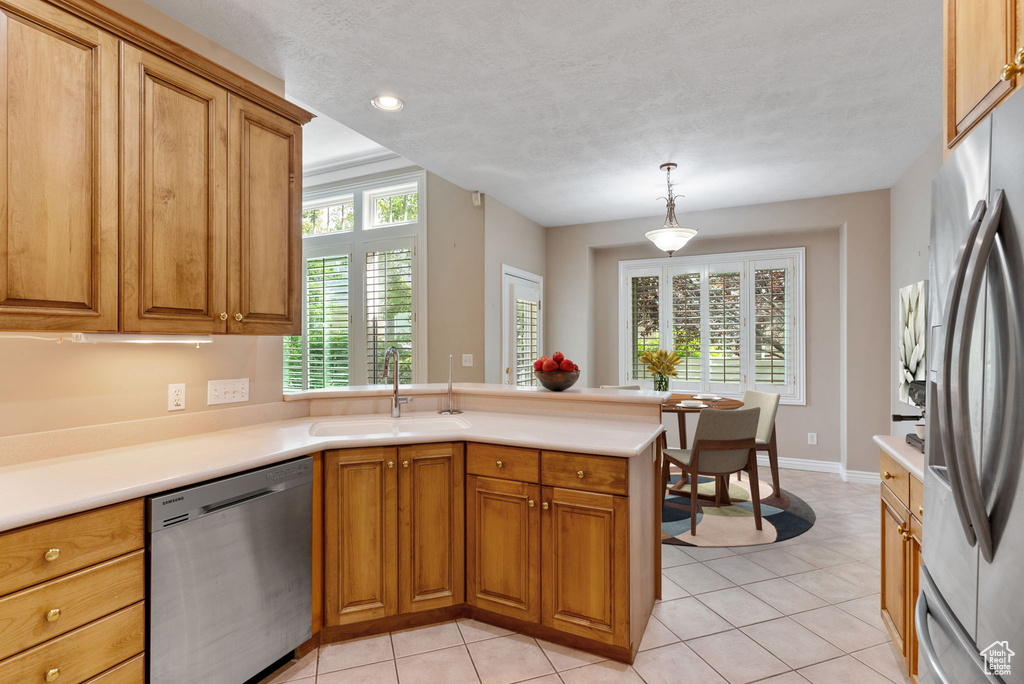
[662,407,762,536]
[739,390,782,498]
[600,384,642,390]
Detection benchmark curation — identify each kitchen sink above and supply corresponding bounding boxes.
[309,415,471,437]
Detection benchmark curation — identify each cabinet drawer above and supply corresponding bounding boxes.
[0,551,144,660]
[911,513,923,542]
[0,500,144,596]
[910,475,924,521]
[84,654,144,684]
[468,444,539,482]
[880,451,910,508]
[541,452,628,495]
[0,601,144,684]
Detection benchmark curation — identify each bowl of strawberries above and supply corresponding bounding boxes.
[533,352,580,391]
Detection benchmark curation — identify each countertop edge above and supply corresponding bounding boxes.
[284,383,673,405]
[873,434,925,480]
[0,413,664,533]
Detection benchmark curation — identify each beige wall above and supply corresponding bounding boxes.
[589,230,841,464]
[426,173,486,383]
[889,136,941,434]
[483,196,547,383]
[0,335,284,437]
[546,190,892,475]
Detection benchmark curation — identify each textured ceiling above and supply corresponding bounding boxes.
[147,0,941,227]
[291,99,392,171]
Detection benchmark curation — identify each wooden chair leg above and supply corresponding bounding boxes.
[747,450,762,531]
[715,475,722,507]
[687,459,699,536]
[768,426,781,498]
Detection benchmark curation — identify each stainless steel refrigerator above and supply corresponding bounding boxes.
[922,88,1024,683]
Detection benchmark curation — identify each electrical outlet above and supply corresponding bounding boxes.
[462,354,474,367]
[207,378,250,405]
[807,432,818,445]
[168,383,185,412]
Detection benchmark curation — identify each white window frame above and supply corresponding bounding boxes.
[289,171,428,389]
[618,247,806,405]
[364,181,420,230]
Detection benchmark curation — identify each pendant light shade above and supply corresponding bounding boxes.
[646,163,697,256]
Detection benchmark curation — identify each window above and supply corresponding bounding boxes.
[285,173,426,391]
[501,266,543,386]
[619,248,805,403]
[366,183,419,229]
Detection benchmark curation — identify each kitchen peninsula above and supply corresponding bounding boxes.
[0,385,668,670]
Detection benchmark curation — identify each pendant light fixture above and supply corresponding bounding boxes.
[645,162,697,256]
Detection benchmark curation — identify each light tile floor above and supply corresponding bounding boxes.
[260,467,911,684]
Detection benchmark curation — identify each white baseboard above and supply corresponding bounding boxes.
[754,455,880,485]
[755,455,839,474]
[840,468,882,485]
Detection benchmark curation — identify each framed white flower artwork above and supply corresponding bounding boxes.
[898,280,927,405]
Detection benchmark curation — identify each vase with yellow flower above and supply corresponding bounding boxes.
[638,349,681,392]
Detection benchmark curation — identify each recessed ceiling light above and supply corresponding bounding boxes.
[371,95,404,111]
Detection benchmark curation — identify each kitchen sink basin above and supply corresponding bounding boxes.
[309,415,471,437]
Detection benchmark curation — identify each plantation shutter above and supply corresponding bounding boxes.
[752,258,795,395]
[283,254,350,390]
[706,264,743,393]
[670,271,702,389]
[515,297,540,385]
[628,271,661,381]
[366,246,414,384]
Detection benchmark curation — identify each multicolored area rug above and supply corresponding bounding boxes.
[662,473,816,547]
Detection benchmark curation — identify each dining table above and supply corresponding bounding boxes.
[661,393,745,449]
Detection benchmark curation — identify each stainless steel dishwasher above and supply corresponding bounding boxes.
[148,457,313,684]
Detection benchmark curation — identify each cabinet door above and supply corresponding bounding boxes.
[324,448,398,625]
[541,486,629,647]
[0,0,118,331]
[226,95,301,334]
[398,443,464,613]
[121,44,227,333]
[945,0,1017,147]
[466,475,540,622]
[880,488,909,658]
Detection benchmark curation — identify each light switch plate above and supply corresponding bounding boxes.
[168,383,185,412]
[208,378,250,405]
[462,354,473,367]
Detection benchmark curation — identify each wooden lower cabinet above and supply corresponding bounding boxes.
[324,447,398,625]
[880,485,909,655]
[324,443,464,627]
[879,449,925,682]
[541,486,629,647]
[398,443,465,613]
[0,500,146,682]
[466,475,541,622]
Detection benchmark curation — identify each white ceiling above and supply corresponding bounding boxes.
[147,0,941,227]
[289,99,403,174]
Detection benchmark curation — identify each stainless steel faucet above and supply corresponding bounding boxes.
[381,346,411,418]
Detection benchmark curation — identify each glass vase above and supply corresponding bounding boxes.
[654,374,669,392]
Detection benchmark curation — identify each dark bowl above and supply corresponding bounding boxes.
[534,370,580,391]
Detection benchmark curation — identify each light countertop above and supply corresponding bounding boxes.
[873,434,925,480]
[0,410,663,533]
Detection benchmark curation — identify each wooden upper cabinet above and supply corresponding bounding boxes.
[541,486,629,647]
[0,0,118,331]
[227,96,302,334]
[945,0,1021,149]
[121,44,228,333]
[324,448,398,626]
[397,443,465,613]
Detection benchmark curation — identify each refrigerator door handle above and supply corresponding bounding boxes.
[917,567,1003,683]
[938,199,987,548]
[951,189,1005,563]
